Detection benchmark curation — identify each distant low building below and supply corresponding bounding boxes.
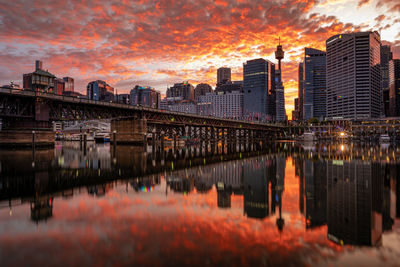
[54,78,65,95]
[23,60,55,92]
[215,81,243,93]
[63,77,74,92]
[160,99,197,114]
[87,80,114,101]
[130,85,160,108]
[115,93,130,104]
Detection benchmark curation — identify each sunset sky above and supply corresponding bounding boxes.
[0,0,399,118]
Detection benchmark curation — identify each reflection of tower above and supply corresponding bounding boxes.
[327,160,383,246]
[275,157,286,231]
[275,38,286,121]
[30,196,53,223]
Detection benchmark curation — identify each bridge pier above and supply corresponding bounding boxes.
[0,119,54,147]
[110,117,147,145]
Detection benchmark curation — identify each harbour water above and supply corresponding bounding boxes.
[0,142,399,266]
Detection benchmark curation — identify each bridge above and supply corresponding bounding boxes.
[0,87,283,146]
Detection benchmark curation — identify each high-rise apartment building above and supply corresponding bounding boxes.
[298,62,305,120]
[326,32,381,120]
[130,85,160,108]
[243,58,275,120]
[304,48,327,120]
[381,45,393,116]
[217,67,231,84]
[87,80,114,101]
[389,59,400,117]
[197,90,243,119]
[166,81,194,101]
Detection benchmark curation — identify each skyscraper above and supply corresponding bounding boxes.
[217,67,231,84]
[298,62,305,120]
[304,48,327,120]
[243,58,274,120]
[326,32,381,120]
[381,45,393,117]
[389,59,400,117]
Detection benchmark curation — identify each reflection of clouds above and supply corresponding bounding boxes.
[0,185,346,266]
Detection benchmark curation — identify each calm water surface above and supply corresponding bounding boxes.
[0,142,399,267]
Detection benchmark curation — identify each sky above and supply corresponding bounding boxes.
[0,0,399,118]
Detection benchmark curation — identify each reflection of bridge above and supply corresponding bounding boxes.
[0,88,283,146]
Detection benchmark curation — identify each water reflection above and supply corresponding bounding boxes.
[0,142,400,265]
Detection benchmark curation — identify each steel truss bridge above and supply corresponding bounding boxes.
[0,88,284,145]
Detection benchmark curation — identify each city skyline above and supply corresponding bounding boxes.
[0,0,400,119]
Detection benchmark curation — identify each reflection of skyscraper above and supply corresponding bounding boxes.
[383,164,395,231]
[303,160,327,228]
[327,160,383,246]
[244,157,272,219]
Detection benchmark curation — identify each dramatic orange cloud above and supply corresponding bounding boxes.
[0,0,399,119]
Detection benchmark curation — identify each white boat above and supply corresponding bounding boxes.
[379,134,391,143]
[301,132,317,142]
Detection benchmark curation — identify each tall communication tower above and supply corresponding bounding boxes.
[275,37,285,70]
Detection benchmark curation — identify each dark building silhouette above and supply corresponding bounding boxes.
[243,59,275,120]
[217,67,231,84]
[292,98,300,121]
[381,45,393,116]
[215,81,243,93]
[298,62,305,120]
[166,81,194,101]
[389,59,400,117]
[194,83,212,101]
